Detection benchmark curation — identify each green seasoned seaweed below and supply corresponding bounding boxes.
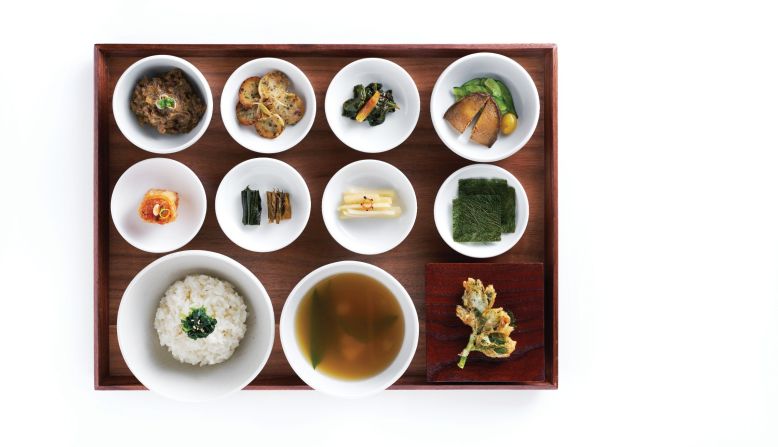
[309,287,326,369]
[241,186,262,226]
[452,194,502,242]
[181,307,217,340]
[458,178,516,233]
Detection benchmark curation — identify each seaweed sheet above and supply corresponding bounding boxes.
[452,194,502,242]
[458,178,516,233]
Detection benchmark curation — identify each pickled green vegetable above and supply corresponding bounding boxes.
[452,77,516,116]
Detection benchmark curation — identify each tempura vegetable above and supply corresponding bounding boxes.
[455,278,517,368]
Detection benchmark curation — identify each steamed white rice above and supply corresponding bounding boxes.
[154,274,248,366]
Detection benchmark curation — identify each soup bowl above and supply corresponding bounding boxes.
[280,261,419,398]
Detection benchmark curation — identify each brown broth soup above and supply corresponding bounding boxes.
[295,273,405,380]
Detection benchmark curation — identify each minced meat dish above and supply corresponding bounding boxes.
[130,68,206,134]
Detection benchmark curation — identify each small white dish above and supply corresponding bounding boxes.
[324,58,420,153]
[215,158,311,252]
[433,164,529,258]
[117,250,275,402]
[221,58,316,154]
[430,52,540,162]
[322,160,417,255]
[110,158,206,253]
[280,261,418,398]
[112,55,213,154]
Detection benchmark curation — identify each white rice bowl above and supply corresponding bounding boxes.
[154,274,248,366]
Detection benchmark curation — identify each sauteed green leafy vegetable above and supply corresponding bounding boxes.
[342,83,399,126]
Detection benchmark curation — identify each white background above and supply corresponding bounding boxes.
[1,1,776,445]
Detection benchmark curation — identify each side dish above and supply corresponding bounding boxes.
[130,68,206,134]
[236,70,306,139]
[241,186,262,226]
[294,272,404,379]
[342,83,399,126]
[154,274,248,366]
[138,189,179,225]
[444,77,519,147]
[338,189,401,219]
[266,189,292,224]
[452,178,516,242]
[455,278,516,368]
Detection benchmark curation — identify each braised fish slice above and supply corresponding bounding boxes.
[470,96,501,147]
[443,92,489,133]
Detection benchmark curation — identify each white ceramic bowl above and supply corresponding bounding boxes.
[322,160,417,255]
[280,261,418,398]
[324,58,420,153]
[430,52,540,162]
[215,158,311,252]
[110,158,206,253]
[433,163,529,258]
[112,55,213,154]
[117,250,275,402]
[221,58,316,153]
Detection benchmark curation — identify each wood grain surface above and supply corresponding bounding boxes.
[425,263,544,383]
[94,44,558,390]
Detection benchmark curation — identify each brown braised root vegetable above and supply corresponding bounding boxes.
[236,103,259,125]
[254,113,285,139]
[259,71,291,100]
[266,189,292,223]
[238,76,262,107]
[470,97,501,147]
[235,71,305,139]
[443,92,489,133]
[268,93,305,126]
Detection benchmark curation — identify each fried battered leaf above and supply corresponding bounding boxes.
[455,278,517,368]
[452,195,502,242]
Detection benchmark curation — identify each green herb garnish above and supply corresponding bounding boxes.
[155,95,176,110]
[181,307,217,340]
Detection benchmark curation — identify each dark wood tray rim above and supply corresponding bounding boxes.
[94,43,558,390]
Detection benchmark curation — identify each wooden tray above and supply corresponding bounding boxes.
[94,44,558,390]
